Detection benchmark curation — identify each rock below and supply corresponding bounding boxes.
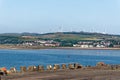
[27,66,36,72]
[68,64,74,70]
[96,62,106,67]
[74,63,83,69]
[20,66,27,72]
[47,65,52,70]
[53,64,60,71]
[10,67,17,73]
[37,65,44,72]
[62,64,67,69]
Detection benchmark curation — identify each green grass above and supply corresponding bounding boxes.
[38,33,101,41]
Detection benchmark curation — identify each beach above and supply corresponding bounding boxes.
[1,69,120,80]
[0,45,120,50]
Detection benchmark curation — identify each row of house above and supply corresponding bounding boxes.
[22,40,60,47]
[73,44,105,48]
[73,41,120,48]
[21,40,120,48]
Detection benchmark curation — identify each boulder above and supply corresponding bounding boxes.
[96,62,106,67]
[68,64,74,70]
[37,65,44,72]
[27,66,36,72]
[20,66,27,72]
[53,64,60,71]
[62,64,67,69]
[10,67,17,73]
[74,63,83,69]
[47,65,52,70]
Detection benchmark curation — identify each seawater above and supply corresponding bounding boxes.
[0,49,120,70]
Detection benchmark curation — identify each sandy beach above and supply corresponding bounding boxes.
[1,69,120,80]
[0,45,120,50]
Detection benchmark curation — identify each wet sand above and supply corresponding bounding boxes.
[2,69,120,80]
[0,44,120,50]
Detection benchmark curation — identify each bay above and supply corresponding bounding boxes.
[0,49,120,70]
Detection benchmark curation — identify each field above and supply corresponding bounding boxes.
[0,32,120,45]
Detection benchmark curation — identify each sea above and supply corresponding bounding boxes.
[0,49,120,70]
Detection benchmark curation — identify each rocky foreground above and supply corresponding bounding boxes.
[0,62,120,80]
[1,69,120,80]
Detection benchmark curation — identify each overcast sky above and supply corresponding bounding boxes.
[0,0,120,34]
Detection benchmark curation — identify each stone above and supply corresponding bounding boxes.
[38,65,44,72]
[10,67,17,73]
[53,64,60,71]
[96,62,106,67]
[20,66,27,72]
[62,64,67,69]
[74,63,82,69]
[47,65,52,70]
[68,64,74,70]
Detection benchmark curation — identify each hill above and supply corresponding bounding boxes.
[38,32,120,41]
[0,32,120,45]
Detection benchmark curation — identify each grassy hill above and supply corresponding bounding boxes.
[0,32,120,44]
[38,32,120,41]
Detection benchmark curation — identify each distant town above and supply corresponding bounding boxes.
[0,32,120,49]
[20,39,120,48]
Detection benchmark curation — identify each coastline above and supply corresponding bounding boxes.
[3,62,120,80]
[0,45,120,80]
[0,45,120,50]
[5,69,120,80]
[55,47,120,50]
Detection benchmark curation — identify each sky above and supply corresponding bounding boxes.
[0,0,120,34]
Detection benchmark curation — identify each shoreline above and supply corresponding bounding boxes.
[5,69,120,80]
[0,45,120,50]
[55,47,120,50]
[3,63,120,80]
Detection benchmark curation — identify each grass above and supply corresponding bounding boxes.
[38,34,101,41]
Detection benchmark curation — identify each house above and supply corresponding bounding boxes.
[73,44,81,47]
[113,45,120,48]
[96,45,105,48]
[35,40,46,44]
[22,42,33,46]
[81,45,89,48]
